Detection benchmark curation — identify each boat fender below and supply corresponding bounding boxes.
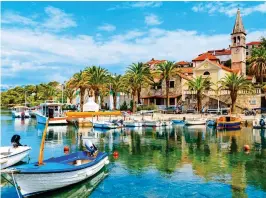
[64,146,69,154]
[113,151,119,159]
[260,119,265,127]
[243,145,250,151]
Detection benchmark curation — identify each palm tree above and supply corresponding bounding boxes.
[186,76,211,113]
[84,66,109,105]
[124,62,151,113]
[156,61,180,108]
[220,73,253,113]
[64,86,75,104]
[248,46,266,84]
[109,74,123,110]
[67,71,90,112]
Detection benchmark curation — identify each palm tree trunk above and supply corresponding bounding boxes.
[113,93,117,110]
[166,79,170,108]
[260,74,263,85]
[80,88,85,112]
[132,90,137,113]
[94,89,98,104]
[137,88,141,104]
[197,92,202,113]
[230,91,237,113]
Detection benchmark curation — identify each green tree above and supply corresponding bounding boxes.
[109,74,124,110]
[84,66,109,105]
[67,71,90,112]
[64,86,75,104]
[220,73,253,113]
[156,61,180,108]
[123,62,151,113]
[186,76,211,113]
[249,43,266,84]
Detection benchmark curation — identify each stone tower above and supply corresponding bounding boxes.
[231,9,246,76]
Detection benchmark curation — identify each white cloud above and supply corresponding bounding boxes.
[192,2,266,17]
[2,24,265,83]
[131,2,162,8]
[1,11,37,25]
[145,14,162,26]
[42,6,77,31]
[98,23,116,32]
[108,1,162,11]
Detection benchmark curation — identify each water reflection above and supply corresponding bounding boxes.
[2,112,266,197]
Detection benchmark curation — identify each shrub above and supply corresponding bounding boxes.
[120,101,128,111]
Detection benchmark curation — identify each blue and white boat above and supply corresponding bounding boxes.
[172,119,185,124]
[206,119,216,126]
[253,116,266,129]
[5,151,109,197]
[11,106,30,118]
[35,100,67,125]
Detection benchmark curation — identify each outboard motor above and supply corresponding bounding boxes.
[11,135,22,148]
[260,118,265,127]
[85,140,98,156]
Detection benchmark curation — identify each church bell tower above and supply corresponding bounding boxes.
[231,9,246,76]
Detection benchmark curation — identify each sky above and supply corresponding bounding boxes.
[1,1,266,88]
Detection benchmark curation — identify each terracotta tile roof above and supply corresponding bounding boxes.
[175,61,190,65]
[177,72,192,81]
[146,58,166,65]
[208,49,231,55]
[192,53,219,61]
[246,41,261,45]
[179,67,193,74]
[208,60,236,73]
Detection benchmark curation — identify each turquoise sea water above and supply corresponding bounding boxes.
[1,110,266,198]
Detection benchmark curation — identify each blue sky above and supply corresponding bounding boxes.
[1,1,266,88]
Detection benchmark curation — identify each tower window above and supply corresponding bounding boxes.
[234,37,236,43]
[203,71,210,76]
[170,81,175,88]
[246,52,249,55]
[237,36,240,44]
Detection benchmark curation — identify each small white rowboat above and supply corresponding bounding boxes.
[0,146,31,169]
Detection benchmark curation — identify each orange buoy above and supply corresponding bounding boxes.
[113,151,119,157]
[243,145,250,151]
[64,146,70,154]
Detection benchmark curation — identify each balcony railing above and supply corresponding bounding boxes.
[183,88,261,96]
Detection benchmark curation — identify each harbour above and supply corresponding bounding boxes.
[1,109,266,197]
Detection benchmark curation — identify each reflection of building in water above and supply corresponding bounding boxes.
[14,118,30,132]
[45,126,68,147]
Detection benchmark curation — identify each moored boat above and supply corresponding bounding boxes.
[253,116,266,129]
[93,121,120,129]
[123,120,142,127]
[0,146,31,169]
[4,151,109,196]
[11,106,30,118]
[142,120,162,127]
[36,100,67,125]
[172,119,185,124]
[184,118,206,125]
[206,119,216,126]
[217,116,241,130]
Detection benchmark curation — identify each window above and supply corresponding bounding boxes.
[170,81,175,88]
[249,99,256,105]
[234,37,236,43]
[157,84,162,89]
[203,71,210,75]
[246,52,249,56]
[170,98,175,105]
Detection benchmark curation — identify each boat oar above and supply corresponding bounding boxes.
[38,118,49,165]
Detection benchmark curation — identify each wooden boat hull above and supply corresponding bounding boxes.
[36,113,67,125]
[217,122,241,130]
[0,146,31,169]
[9,152,109,197]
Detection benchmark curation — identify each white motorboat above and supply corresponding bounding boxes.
[93,121,120,129]
[11,106,30,118]
[184,118,206,125]
[253,116,266,129]
[123,120,142,127]
[35,100,67,125]
[0,146,31,169]
[142,120,162,127]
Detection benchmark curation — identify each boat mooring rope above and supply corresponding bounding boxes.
[11,172,21,198]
